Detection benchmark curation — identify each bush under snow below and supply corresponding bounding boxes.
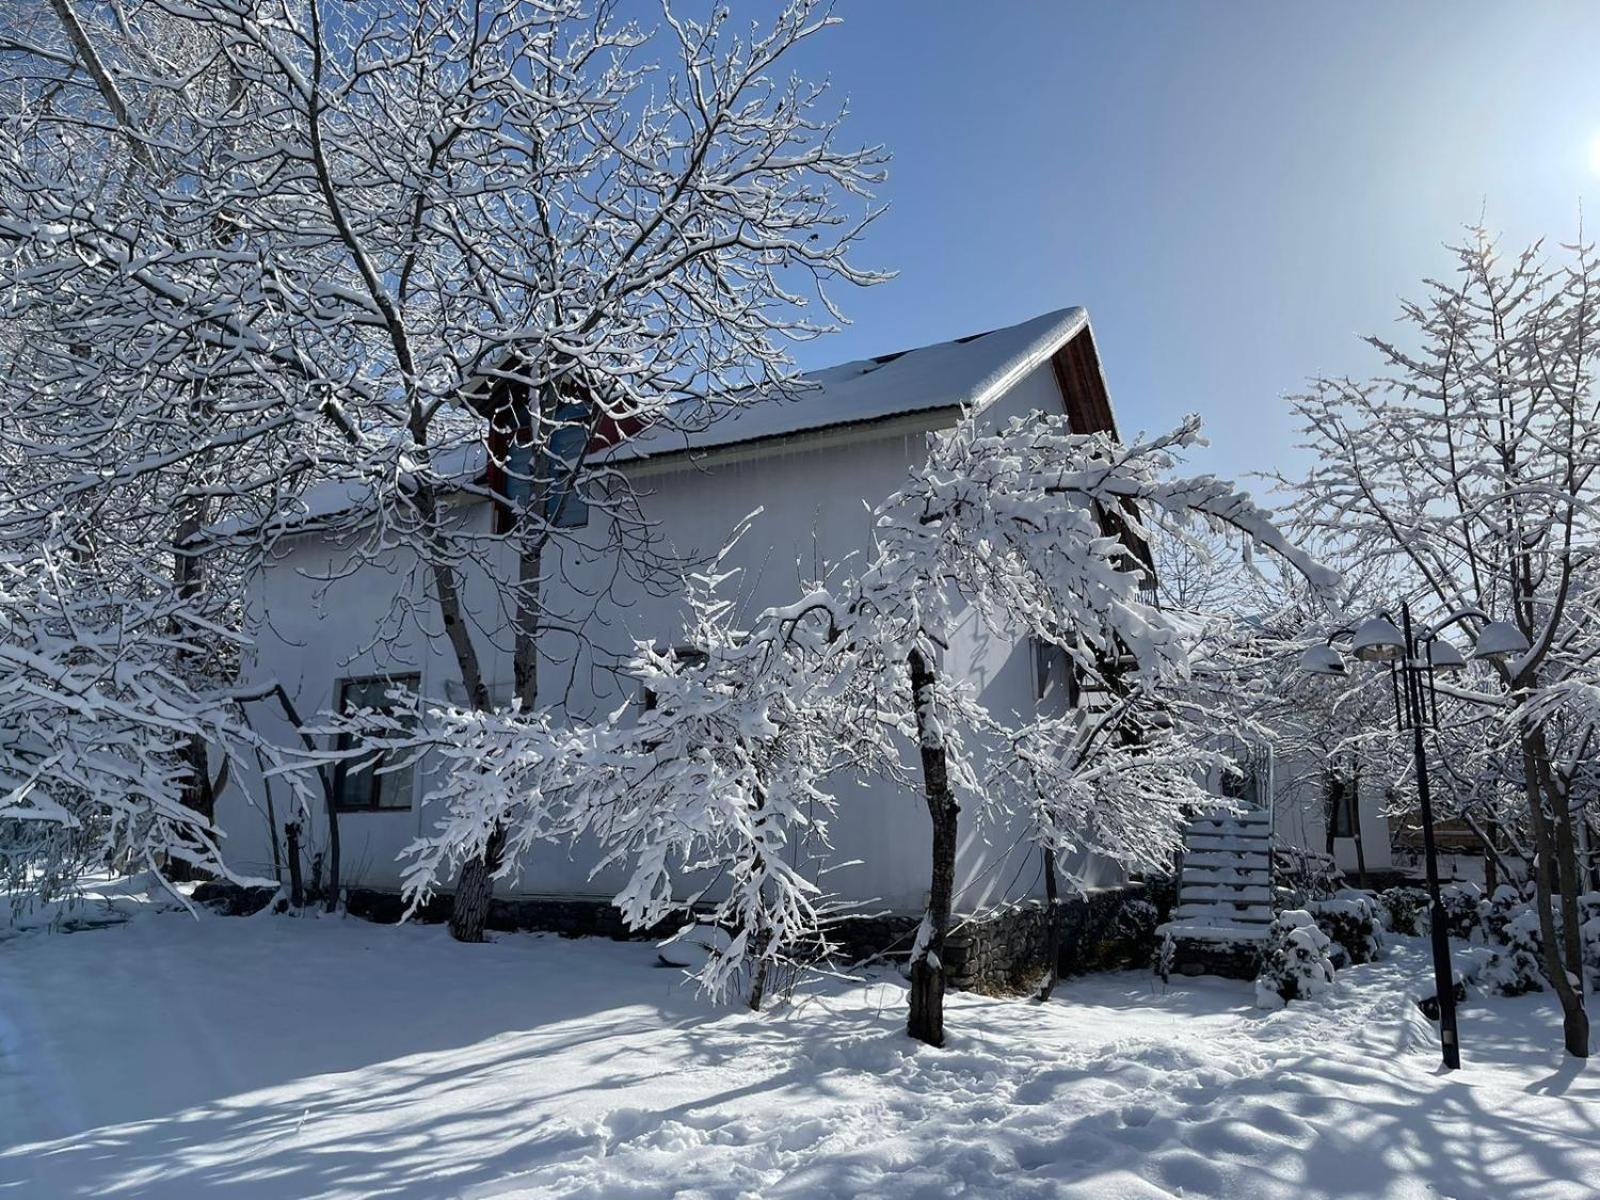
[1255,909,1338,1009]
[1309,892,1384,968]
[1377,886,1431,937]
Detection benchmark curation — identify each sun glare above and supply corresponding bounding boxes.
[1589,132,1600,177]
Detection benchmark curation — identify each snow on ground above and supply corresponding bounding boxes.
[1,889,1596,1199]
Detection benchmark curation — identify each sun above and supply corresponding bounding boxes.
[1589,132,1600,177]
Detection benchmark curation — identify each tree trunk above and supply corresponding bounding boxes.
[1541,759,1586,983]
[1522,739,1590,1058]
[907,648,959,1048]
[260,684,342,912]
[1349,767,1368,888]
[448,510,547,942]
[450,825,507,942]
[748,931,771,1013]
[1036,848,1061,1001]
[285,821,305,908]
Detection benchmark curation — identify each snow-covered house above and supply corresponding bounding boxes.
[218,307,1129,915]
[215,304,1383,923]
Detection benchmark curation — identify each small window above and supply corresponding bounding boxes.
[332,675,420,811]
[543,403,590,529]
[1328,772,1358,838]
[1033,638,1078,714]
[488,400,591,534]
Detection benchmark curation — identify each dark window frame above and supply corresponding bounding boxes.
[1032,637,1081,712]
[486,402,591,535]
[331,673,421,812]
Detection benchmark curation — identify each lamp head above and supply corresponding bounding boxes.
[1473,620,1531,664]
[1425,639,1468,672]
[1299,643,1348,677]
[1350,616,1405,663]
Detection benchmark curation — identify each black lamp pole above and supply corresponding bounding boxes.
[1399,601,1462,1071]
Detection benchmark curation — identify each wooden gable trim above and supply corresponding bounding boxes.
[1049,325,1116,438]
[1048,327,1156,588]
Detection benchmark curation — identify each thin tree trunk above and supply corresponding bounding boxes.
[448,514,545,943]
[256,746,283,884]
[1351,812,1369,890]
[256,683,341,913]
[907,647,958,1048]
[164,507,215,883]
[1036,847,1061,1001]
[748,930,771,1013]
[1523,739,1589,1057]
[1535,747,1587,998]
[285,821,304,908]
[450,825,506,942]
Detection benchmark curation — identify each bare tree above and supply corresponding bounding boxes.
[1283,231,1600,1057]
[0,0,886,932]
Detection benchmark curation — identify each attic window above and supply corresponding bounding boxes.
[486,401,590,533]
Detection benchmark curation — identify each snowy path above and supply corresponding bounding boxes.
[0,908,1595,1199]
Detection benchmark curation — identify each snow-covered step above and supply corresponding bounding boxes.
[1185,833,1271,854]
[1184,876,1267,896]
[1175,902,1273,923]
[1177,885,1273,903]
[1182,850,1270,871]
[1160,921,1271,942]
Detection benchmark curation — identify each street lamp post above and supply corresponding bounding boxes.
[1399,602,1461,1071]
[1298,601,1529,1073]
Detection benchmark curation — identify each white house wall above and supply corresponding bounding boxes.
[1270,752,1394,876]
[218,359,1113,914]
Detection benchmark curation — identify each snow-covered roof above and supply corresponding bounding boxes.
[215,306,1100,539]
[612,305,1092,461]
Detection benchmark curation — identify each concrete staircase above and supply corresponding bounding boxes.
[1163,808,1274,978]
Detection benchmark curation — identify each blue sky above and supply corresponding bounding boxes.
[783,1,1600,484]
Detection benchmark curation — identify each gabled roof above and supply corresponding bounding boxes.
[612,305,1100,461]
[215,305,1111,538]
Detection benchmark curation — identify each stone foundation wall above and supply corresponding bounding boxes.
[828,883,1165,994]
[943,885,1162,994]
[1170,937,1260,980]
[195,879,1165,995]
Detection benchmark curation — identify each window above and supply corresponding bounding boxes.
[543,402,590,529]
[1328,772,1358,839]
[490,400,590,533]
[1032,638,1078,715]
[332,675,420,811]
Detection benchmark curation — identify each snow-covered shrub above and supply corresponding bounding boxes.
[1273,847,1343,908]
[1460,889,1545,998]
[1254,910,1337,1008]
[1479,906,1547,996]
[1309,892,1384,968]
[1378,886,1431,936]
[1482,883,1532,943]
[1439,882,1485,940]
